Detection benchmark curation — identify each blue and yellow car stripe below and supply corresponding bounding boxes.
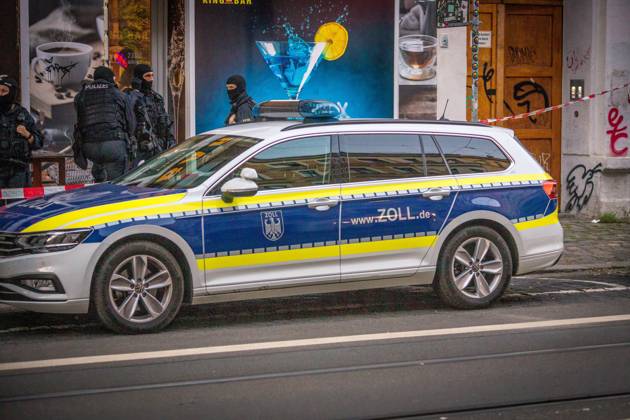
[21,172,556,259]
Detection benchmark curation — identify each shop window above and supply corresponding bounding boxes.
[108,0,152,91]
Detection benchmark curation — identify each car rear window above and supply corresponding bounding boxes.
[433,135,511,174]
[340,134,424,183]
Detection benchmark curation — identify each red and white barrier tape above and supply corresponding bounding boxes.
[481,82,630,124]
[0,184,90,200]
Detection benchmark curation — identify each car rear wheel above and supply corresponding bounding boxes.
[93,240,184,333]
[434,226,512,309]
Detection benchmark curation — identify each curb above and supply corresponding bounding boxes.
[542,263,630,273]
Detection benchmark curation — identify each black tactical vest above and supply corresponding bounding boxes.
[0,110,28,164]
[77,81,127,143]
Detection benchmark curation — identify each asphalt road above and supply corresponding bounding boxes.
[1,268,629,419]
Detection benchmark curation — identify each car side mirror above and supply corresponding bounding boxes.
[221,168,259,203]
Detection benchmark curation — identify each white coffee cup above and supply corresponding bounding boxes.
[31,42,93,87]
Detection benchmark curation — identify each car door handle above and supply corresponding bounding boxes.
[307,197,339,211]
[422,188,451,200]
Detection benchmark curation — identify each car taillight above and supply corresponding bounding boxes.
[543,180,557,199]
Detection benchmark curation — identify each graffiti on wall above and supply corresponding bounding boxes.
[481,62,496,104]
[565,163,603,212]
[510,80,550,124]
[480,63,549,124]
[536,152,551,172]
[566,47,591,74]
[607,107,629,156]
[507,46,536,65]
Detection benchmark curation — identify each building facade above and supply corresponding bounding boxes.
[1,0,628,217]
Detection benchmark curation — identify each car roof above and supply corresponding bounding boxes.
[206,119,515,142]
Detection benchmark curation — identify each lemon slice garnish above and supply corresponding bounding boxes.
[314,22,349,61]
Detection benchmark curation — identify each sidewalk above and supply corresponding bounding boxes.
[548,215,630,272]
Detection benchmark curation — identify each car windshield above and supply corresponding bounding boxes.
[114,134,262,189]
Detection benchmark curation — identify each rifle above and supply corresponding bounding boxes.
[137,102,160,154]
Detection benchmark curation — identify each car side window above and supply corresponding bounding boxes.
[340,134,424,183]
[420,135,450,176]
[221,136,332,192]
[433,135,511,174]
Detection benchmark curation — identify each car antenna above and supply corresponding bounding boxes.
[439,99,449,121]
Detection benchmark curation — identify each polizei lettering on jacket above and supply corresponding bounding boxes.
[84,84,109,90]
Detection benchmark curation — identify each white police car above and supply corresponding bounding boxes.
[0,100,563,333]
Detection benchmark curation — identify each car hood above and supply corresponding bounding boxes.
[0,183,186,233]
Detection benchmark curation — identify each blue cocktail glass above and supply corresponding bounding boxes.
[256,40,327,100]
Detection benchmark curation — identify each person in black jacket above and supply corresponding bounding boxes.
[225,75,255,125]
[74,66,136,182]
[127,64,175,165]
[0,76,43,188]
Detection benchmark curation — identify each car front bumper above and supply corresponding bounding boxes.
[0,243,99,314]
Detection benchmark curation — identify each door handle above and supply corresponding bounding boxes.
[422,188,451,200]
[307,197,339,211]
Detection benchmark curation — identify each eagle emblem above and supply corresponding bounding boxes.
[261,210,284,241]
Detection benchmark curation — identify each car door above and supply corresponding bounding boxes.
[338,133,458,279]
[201,135,341,290]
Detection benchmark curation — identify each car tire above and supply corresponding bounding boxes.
[92,240,184,334]
[434,226,512,309]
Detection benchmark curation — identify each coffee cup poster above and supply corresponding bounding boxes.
[26,0,104,183]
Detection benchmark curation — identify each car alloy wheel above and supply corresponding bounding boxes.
[450,237,503,299]
[108,254,173,323]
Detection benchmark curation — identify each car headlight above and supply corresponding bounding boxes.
[14,228,93,254]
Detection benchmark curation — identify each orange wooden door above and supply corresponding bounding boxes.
[468,2,563,185]
[501,4,563,184]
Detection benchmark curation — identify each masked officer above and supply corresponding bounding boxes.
[0,76,43,188]
[225,75,255,125]
[127,64,175,165]
[74,66,135,182]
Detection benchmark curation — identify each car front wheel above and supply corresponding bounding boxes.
[92,240,184,333]
[434,226,512,309]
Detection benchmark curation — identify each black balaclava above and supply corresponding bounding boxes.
[226,75,246,103]
[0,76,18,113]
[134,64,153,93]
[93,66,115,84]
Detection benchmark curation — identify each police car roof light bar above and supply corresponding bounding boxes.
[252,100,341,121]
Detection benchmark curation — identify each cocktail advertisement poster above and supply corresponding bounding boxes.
[194,0,395,132]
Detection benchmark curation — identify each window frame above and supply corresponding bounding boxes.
[205,134,336,197]
[420,134,451,177]
[431,133,515,177]
[333,130,514,188]
[337,132,427,184]
[202,130,515,197]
